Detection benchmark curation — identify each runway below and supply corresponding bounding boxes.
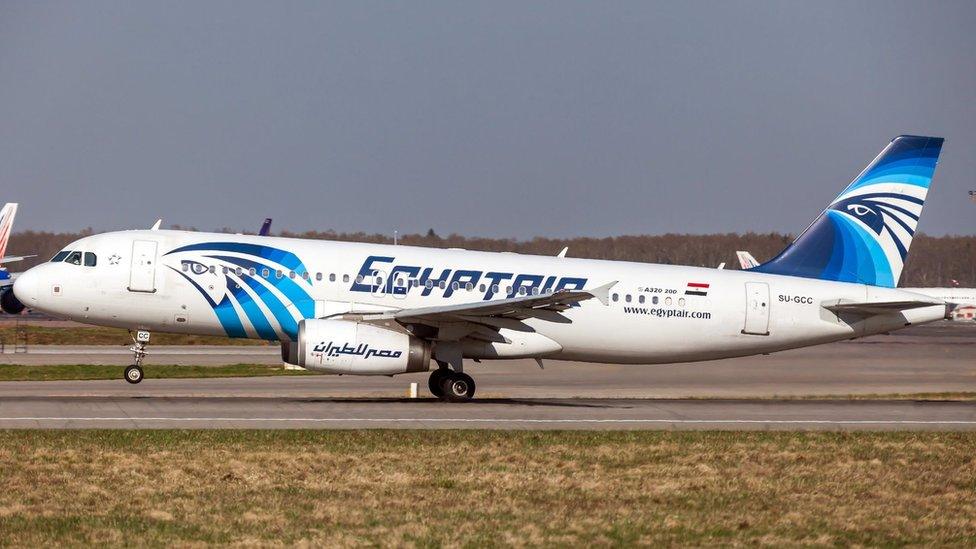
[0,396,973,430]
[0,322,972,430]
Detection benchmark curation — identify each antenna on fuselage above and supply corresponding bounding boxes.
[556,247,568,258]
[150,219,162,230]
[394,230,398,246]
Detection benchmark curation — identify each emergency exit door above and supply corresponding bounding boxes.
[742,282,770,335]
[128,240,158,293]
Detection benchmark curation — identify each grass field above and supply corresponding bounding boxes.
[0,363,310,381]
[0,431,973,546]
[0,325,268,346]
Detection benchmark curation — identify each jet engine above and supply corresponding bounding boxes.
[292,319,431,375]
[0,289,25,315]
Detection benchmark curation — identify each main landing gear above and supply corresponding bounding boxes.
[125,330,150,384]
[428,361,476,402]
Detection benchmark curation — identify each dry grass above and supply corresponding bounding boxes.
[0,431,974,546]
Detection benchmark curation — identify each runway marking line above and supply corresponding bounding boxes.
[1,417,975,425]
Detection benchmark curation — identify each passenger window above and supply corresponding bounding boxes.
[678,298,686,307]
[249,268,256,276]
[438,280,446,289]
[289,271,296,279]
[262,268,270,277]
[209,266,216,274]
[466,282,474,291]
[315,272,322,281]
[235,267,243,276]
[303,272,310,280]
[276,270,283,279]
[51,251,70,262]
[65,251,83,265]
[329,273,336,282]
[492,284,499,294]
[479,284,486,293]
[222,267,229,275]
[612,293,619,302]
[652,296,659,305]
[625,294,632,303]
[356,275,364,283]
[639,295,645,304]
[181,262,189,272]
[342,274,350,283]
[451,282,459,291]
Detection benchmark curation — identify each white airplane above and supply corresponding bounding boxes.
[0,203,37,313]
[9,136,950,400]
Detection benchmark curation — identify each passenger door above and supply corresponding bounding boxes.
[742,282,770,335]
[128,240,158,293]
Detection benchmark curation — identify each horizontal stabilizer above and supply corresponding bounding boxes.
[824,300,943,316]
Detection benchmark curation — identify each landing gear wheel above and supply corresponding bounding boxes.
[428,369,449,398]
[124,365,144,384]
[440,372,476,402]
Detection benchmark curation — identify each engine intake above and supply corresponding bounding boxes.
[0,289,25,315]
[295,319,431,375]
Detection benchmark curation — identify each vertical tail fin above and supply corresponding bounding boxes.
[753,135,944,287]
[0,203,18,261]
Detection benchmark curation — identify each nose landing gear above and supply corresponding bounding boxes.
[125,330,150,384]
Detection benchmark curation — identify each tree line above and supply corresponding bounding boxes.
[7,229,975,287]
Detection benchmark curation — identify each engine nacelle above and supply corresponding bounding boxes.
[296,319,431,375]
[0,288,25,315]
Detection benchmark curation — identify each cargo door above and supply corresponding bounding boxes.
[128,240,158,293]
[742,282,770,335]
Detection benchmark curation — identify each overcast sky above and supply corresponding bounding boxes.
[0,1,973,237]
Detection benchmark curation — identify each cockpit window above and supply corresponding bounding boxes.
[65,251,83,265]
[84,252,97,267]
[51,251,70,262]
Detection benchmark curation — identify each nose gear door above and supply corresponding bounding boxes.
[128,240,158,293]
[742,282,770,335]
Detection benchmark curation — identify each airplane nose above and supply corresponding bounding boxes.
[13,267,40,305]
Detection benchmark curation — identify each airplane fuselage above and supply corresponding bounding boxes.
[13,229,946,366]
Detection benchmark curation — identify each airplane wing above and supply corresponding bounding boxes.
[365,281,617,326]
[0,255,36,264]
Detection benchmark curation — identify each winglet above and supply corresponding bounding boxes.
[150,219,162,230]
[588,281,618,306]
[556,247,568,258]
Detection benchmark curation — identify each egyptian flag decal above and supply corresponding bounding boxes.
[685,282,709,296]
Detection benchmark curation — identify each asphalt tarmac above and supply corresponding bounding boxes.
[0,322,972,430]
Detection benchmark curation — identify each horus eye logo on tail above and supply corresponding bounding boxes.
[754,135,944,288]
[164,242,315,341]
